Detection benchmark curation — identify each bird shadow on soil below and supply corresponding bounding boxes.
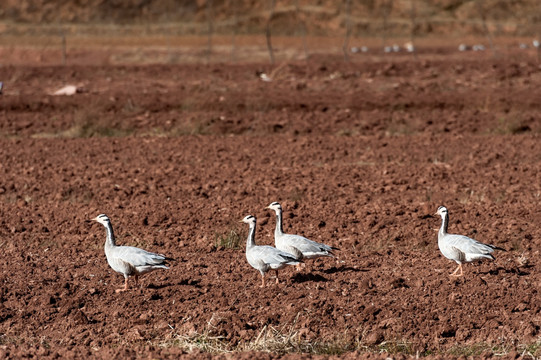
[478,265,531,277]
[147,278,201,289]
[146,283,172,290]
[323,265,369,274]
[291,272,328,283]
[289,264,366,283]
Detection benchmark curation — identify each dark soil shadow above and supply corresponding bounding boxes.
[177,279,202,287]
[323,265,369,274]
[291,273,328,283]
[483,266,531,276]
[146,283,173,290]
[147,278,201,289]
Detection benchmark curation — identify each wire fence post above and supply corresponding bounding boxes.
[381,0,393,54]
[206,0,213,63]
[61,31,67,66]
[476,0,495,58]
[295,0,308,60]
[231,0,239,62]
[410,0,417,59]
[342,0,352,62]
[265,0,276,64]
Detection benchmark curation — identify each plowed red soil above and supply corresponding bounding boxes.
[1,47,541,359]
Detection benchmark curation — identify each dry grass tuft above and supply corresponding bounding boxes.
[167,331,231,354]
[161,313,358,356]
[160,313,231,354]
[214,227,242,249]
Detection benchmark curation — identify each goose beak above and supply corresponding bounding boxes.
[91,216,100,222]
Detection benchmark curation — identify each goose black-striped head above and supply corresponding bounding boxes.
[241,215,256,224]
[92,214,111,225]
[435,206,448,217]
[266,202,282,212]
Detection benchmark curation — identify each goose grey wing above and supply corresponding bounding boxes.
[107,256,137,275]
[449,246,466,262]
[281,234,335,257]
[278,243,304,260]
[444,234,495,256]
[114,245,169,267]
[249,245,299,266]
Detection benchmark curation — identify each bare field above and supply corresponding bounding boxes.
[0,40,541,359]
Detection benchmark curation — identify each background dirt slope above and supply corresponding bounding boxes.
[2,0,541,37]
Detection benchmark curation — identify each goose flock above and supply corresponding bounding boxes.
[241,214,300,287]
[91,203,505,291]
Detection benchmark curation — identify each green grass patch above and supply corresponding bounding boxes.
[492,115,531,135]
[171,119,213,136]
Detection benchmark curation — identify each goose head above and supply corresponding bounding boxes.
[241,215,256,225]
[435,206,448,218]
[92,214,111,226]
[266,202,282,212]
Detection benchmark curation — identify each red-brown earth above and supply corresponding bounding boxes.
[0,46,541,359]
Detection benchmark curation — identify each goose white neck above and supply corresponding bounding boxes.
[274,209,284,237]
[246,222,256,248]
[439,213,449,237]
[102,222,116,247]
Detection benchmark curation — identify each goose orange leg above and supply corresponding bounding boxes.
[450,264,463,277]
[116,277,129,293]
